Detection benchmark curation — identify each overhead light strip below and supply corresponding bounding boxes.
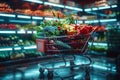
[100,19,117,22]
[9,20,31,23]
[85,20,94,23]
[0,48,12,51]
[14,47,21,50]
[92,8,98,10]
[32,16,43,20]
[65,6,83,11]
[17,15,31,19]
[88,42,107,46]
[85,8,92,11]
[44,2,64,8]
[84,19,116,23]
[77,21,83,24]
[0,13,15,17]
[24,0,43,4]
[27,31,32,34]
[45,17,63,21]
[33,31,37,34]
[24,45,36,49]
[93,20,99,23]
[0,45,36,52]
[111,5,117,8]
[45,17,54,20]
[85,4,118,11]
[98,6,110,10]
[17,30,26,34]
[0,31,16,34]
[85,20,99,23]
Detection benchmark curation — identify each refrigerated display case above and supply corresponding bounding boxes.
[83,0,119,56]
[0,0,119,80]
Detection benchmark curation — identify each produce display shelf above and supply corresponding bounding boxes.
[85,4,117,12]
[0,12,65,23]
[0,45,36,51]
[23,0,83,11]
[44,2,64,8]
[0,12,117,24]
[0,12,41,19]
[0,30,36,34]
[23,0,43,4]
[84,19,117,23]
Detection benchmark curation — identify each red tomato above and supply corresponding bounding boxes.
[80,27,89,34]
[74,24,79,30]
[58,26,61,31]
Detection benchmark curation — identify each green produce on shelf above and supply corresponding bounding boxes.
[88,45,108,52]
[25,52,41,57]
[0,52,10,61]
[10,53,25,59]
[0,49,40,61]
[0,35,35,47]
[24,40,31,45]
[22,24,37,30]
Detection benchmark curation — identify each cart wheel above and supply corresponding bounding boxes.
[39,67,45,80]
[85,66,90,80]
[82,55,91,80]
[47,69,54,80]
[70,60,75,72]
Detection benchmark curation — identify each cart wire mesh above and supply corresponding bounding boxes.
[36,28,96,55]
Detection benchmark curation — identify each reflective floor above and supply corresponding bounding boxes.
[0,55,118,80]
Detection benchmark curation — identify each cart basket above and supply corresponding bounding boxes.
[36,29,95,55]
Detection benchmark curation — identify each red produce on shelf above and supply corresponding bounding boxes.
[33,10,44,16]
[0,24,17,30]
[23,9,33,16]
[94,26,106,32]
[0,24,7,29]
[0,3,13,13]
[15,9,24,14]
[8,24,17,30]
[37,5,44,10]
[22,2,31,9]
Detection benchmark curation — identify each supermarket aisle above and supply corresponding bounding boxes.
[0,55,117,80]
[0,65,116,80]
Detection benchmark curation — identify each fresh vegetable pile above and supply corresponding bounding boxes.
[36,16,93,37]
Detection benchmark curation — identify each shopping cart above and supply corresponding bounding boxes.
[36,28,95,55]
[36,28,96,80]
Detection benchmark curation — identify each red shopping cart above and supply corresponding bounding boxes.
[36,28,96,55]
